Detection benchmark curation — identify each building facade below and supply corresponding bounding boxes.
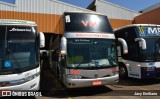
[133,3,160,24]
[87,0,140,29]
[0,0,159,34]
[0,0,92,34]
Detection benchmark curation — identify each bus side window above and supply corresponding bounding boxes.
[117,46,121,56]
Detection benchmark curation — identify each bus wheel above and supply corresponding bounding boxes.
[119,66,128,79]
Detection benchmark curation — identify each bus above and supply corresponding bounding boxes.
[49,12,127,88]
[0,19,45,90]
[114,24,160,79]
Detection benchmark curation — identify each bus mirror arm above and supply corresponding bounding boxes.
[118,38,128,54]
[39,32,45,48]
[60,37,67,55]
[135,38,146,50]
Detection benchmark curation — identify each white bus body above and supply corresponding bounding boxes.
[114,24,160,79]
[0,19,45,90]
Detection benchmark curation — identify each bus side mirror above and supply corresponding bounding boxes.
[118,38,128,54]
[135,38,146,50]
[39,32,45,48]
[60,37,67,55]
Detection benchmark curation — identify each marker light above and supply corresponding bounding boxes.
[124,50,128,54]
[137,64,141,67]
[125,63,129,66]
[60,51,66,55]
[0,19,35,24]
[70,70,80,75]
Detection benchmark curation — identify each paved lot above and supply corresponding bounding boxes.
[36,58,160,99]
[1,58,160,99]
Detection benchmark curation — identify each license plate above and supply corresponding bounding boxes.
[92,81,102,86]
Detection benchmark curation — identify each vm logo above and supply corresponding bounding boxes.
[81,20,98,27]
[148,27,160,34]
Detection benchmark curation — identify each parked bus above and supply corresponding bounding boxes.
[114,24,160,79]
[49,11,127,88]
[0,19,45,90]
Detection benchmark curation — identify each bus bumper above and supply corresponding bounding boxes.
[141,67,160,79]
[0,75,40,91]
[65,74,119,88]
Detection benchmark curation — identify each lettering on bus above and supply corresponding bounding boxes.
[148,27,160,34]
[81,20,98,27]
[137,26,160,36]
[9,28,32,32]
[75,33,109,38]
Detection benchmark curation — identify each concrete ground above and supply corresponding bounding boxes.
[1,57,160,99]
[36,58,160,99]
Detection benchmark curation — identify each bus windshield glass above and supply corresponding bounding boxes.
[3,26,37,70]
[64,13,113,33]
[135,26,160,61]
[141,38,160,61]
[67,38,117,69]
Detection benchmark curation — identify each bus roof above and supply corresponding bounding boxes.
[0,19,36,26]
[64,11,109,17]
[114,24,160,32]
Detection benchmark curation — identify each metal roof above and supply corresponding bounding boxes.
[140,2,160,13]
[87,0,138,13]
[87,0,139,20]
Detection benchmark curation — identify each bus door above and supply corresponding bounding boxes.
[127,61,141,78]
[59,53,67,82]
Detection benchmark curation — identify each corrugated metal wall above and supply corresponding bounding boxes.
[0,0,91,15]
[0,0,142,33]
[0,10,63,33]
[92,0,140,29]
[0,0,92,34]
[133,8,160,24]
[96,0,139,20]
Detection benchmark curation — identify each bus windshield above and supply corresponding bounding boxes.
[67,38,117,69]
[1,26,38,70]
[64,13,113,33]
[141,38,160,61]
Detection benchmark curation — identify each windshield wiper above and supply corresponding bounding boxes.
[75,61,91,68]
[7,49,22,73]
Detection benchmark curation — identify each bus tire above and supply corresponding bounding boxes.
[119,66,128,79]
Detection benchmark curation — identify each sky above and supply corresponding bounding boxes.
[0,0,15,4]
[60,0,160,11]
[1,0,160,11]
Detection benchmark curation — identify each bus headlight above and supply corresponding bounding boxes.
[147,67,155,71]
[8,72,40,86]
[143,67,155,71]
[67,75,82,79]
[24,72,40,81]
[110,71,119,76]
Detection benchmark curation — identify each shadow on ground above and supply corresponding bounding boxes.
[118,77,160,86]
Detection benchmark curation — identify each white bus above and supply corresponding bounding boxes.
[49,12,125,88]
[0,19,45,90]
[114,24,160,79]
